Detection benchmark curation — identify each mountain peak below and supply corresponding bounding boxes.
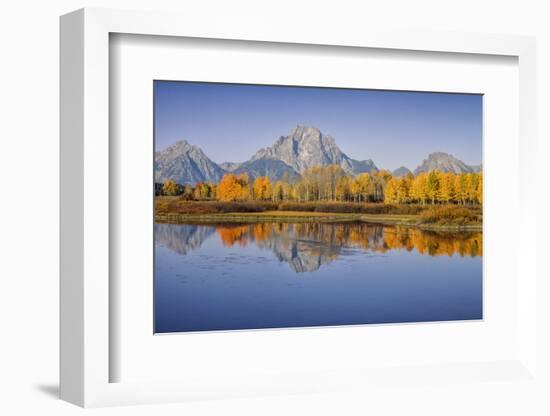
[162,139,195,154]
[289,125,337,147]
[250,125,376,175]
[427,151,453,158]
[155,139,224,184]
[392,166,412,177]
[290,124,321,137]
[414,152,475,175]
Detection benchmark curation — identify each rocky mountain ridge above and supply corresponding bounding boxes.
[250,125,377,177]
[413,152,480,175]
[155,126,480,184]
[154,140,226,185]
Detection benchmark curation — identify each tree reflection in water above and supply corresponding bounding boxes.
[155,222,481,273]
[215,223,481,255]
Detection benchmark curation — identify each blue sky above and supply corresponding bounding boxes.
[154,81,482,171]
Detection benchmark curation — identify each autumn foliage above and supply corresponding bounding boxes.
[419,205,482,226]
[217,173,250,201]
[211,222,482,257]
[252,176,273,200]
[384,171,482,205]
[159,165,482,207]
[161,179,179,196]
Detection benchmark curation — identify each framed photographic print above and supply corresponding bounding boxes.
[60,8,539,408]
[153,81,483,334]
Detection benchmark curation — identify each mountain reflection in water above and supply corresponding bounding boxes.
[154,222,482,273]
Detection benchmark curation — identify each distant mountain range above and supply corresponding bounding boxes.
[155,125,481,184]
[413,152,481,175]
[392,166,412,177]
[219,162,241,172]
[154,140,225,184]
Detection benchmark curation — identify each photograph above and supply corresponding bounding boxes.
[153,81,483,333]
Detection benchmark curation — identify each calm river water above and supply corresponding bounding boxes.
[154,222,482,333]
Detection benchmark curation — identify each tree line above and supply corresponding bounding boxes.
[160,165,482,205]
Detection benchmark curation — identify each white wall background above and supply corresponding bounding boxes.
[0,1,548,415]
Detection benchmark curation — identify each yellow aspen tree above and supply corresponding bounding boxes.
[291,182,302,201]
[350,178,361,202]
[327,165,342,201]
[218,174,242,201]
[467,173,480,205]
[253,176,272,200]
[397,175,412,203]
[282,181,292,201]
[439,172,456,203]
[384,178,399,204]
[335,176,351,201]
[272,180,284,202]
[454,173,469,205]
[375,170,392,202]
[411,173,428,204]
[236,173,250,200]
[356,173,373,202]
[162,179,178,196]
[426,170,441,204]
[476,172,483,205]
[264,178,273,200]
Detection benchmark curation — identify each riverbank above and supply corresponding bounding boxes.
[155,198,482,231]
[156,210,362,224]
[155,210,482,231]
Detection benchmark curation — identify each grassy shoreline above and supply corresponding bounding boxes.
[155,198,482,231]
[155,210,482,231]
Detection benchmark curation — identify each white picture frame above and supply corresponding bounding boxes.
[60,8,538,408]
